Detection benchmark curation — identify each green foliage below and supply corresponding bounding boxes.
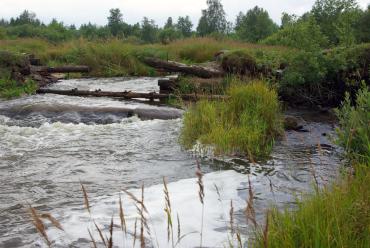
[0,27,7,39]
[180,80,283,160]
[262,17,328,51]
[335,86,370,164]
[197,0,227,36]
[141,17,158,43]
[0,78,37,99]
[107,8,124,37]
[355,5,370,43]
[235,6,278,42]
[281,51,326,86]
[159,28,179,44]
[311,0,361,45]
[176,16,193,38]
[253,164,370,248]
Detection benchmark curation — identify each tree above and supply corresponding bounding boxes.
[196,0,227,36]
[177,16,193,37]
[355,5,370,43]
[311,0,360,44]
[10,10,40,26]
[141,17,158,43]
[107,8,124,37]
[281,12,298,28]
[235,6,278,42]
[164,17,174,29]
[159,28,178,44]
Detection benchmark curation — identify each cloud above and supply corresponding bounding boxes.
[0,0,369,27]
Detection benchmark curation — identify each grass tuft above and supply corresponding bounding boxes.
[180,79,283,160]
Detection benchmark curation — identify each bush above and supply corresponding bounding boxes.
[180,80,283,160]
[262,18,328,51]
[335,85,370,164]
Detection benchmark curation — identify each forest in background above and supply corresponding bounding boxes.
[0,0,369,47]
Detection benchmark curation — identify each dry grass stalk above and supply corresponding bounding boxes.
[229,200,235,236]
[122,188,149,214]
[40,213,64,231]
[29,206,51,247]
[80,182,91,214]
[236,230,242,248]
[214,184,221,202]
[93,221,107,247]
[176,213,181,242]
[108,216,114,248]
[140,185,145,248]
[263,211,270,248]
[196,160,205,248]
[119,194,127,234]
[309,157,320,191]
[133,217,138,248]
[163,177,174,247]
[88,228,98,248]
[245,175,257,228]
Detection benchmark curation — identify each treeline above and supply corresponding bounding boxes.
[0,0,369,47]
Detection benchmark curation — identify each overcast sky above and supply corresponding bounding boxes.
[0,0,369,27]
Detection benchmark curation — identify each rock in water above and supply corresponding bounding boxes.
[284,115,304,130]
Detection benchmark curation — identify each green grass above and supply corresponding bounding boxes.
[335,85,370,165]
[0,37,292,77]
[252,164,370,248]
[252,86,370,248]
[0,78,37,99]
[180,79,283,160]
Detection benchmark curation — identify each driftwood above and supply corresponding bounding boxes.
[142,57,224,78]
[36,88,228,101]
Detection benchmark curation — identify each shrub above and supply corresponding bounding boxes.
[335,85,370,164]
[262,17,329,51]
[180,80,283,160]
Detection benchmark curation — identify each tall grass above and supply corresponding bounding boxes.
[335,85,370,164]
[252,86,370,248]
[0,37,293,77]
[252,164,370,248]
[180,79,283,160]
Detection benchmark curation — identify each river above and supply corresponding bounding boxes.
[0,77,342,247]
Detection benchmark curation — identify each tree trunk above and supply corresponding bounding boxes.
[36,88,228,101]
[142,57,224,78]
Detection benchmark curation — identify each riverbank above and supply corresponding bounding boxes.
[1,38,369,106]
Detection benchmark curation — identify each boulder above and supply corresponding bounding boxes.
[284,115,304,131]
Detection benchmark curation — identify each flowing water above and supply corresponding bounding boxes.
[0,77,343,247]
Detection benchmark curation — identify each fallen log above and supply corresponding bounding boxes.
[36,88,228,101]
[31,65,90,73]
[142,57,224,78]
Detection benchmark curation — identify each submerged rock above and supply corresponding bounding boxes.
[284,115,304,130]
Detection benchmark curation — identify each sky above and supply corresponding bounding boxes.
[0,0,369,27]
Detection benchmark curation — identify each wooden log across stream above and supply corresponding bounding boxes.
[36,88,228,101]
